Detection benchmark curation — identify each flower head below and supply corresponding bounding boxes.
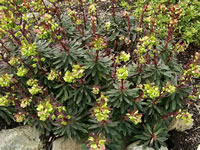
[0,73,13,87]
[17,66,28,77]
[120,51,130,62]
[116,67,128,80]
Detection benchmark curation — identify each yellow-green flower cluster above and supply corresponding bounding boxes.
[0,93,11,106]
[188,94,199,101]
[92,86,100,95]
[27,79,42,95]
[37,101,70,125]
[21,41,37,57]
[0,9,16,34]
[21,12,36,25]
[174,43,187,53]
[93,93,110,122]
[104,21,111,30]
[126,110,142,125]
[120,51,130,62]
[92,37,106,51]
[66,7,81,25]
[88,3,97,15]
[88,134,106,150]
[139,83,160,99]
[8,57,19,66]
[188,89,200,101]
[28,0,45,13]
[141,35,157,50]
[37,100,54,121]
[34,26,51,40]
[176,110,193,124]
[120,0,132,10]
[57,106,66,113]
[41,57,45,62]
[14,112,26,123]
[63,71,74,83]
[72,64,85,78]
[47,69,60,81]
[52,106,71,125]
[184,55,200,78]
[75,19,82,25]
[135,35,158,62]
[115,56,120,63]
[42,13,59,31]
[116,67,128,80]
[58,114,71,126]
[34,18,60,40]
[162,83,176,94]
[41,13,52,21]
[17,66,28,77]
[0,73,13,87]
[48,0,55,3]
[66,8,77,21]
[136,27,143,32]
[20,97,32,108]
[63,64,85,83]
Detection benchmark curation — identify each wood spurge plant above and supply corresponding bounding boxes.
[0,0,199,150]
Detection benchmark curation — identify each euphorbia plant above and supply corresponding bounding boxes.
[0,0,199,150]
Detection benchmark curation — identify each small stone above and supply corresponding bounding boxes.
[127,141,168,150]
[52,137,83,150]
[0,125,43,150]
[168,117,194,132]
[197,144,200,150]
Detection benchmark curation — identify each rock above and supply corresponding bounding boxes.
[168,117,194,132]
[197,144,200,150]
[127,141,168,150]
[52,137,82,150]
[0,125,43,150]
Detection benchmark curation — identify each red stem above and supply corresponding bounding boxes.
[59,40,69,52]
[95,51,99,63]
[165,24,174,49]
[120,80,124,91]
[127,15,131,36]
[79,0,87,29]
[113,63,117,78]
[153,95,162,104]
[9,31,21,45]
[111,0,115,17]
[0,40,10,52]
[139,65,143,72]
[92,17,96,35]
[20,29,29,42]
[139,4,147,28]
[52,2,63,27]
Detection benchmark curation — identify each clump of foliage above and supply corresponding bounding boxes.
[0,0,199,149]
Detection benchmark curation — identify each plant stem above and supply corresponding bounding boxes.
[139,4,147,28]
[120,79,124,91]
[111,0,115,17]
[95,51,99,63]
[79,0,87,29]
